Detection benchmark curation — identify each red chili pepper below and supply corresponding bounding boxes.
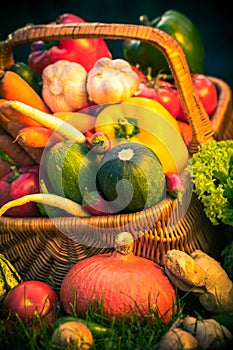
[27,13,112,76]
[0,165,41,217]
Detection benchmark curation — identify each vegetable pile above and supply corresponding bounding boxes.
[0,10,207,217]
[0,9,232,349]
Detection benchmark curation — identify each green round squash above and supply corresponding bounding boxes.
[44,140,99,204]
[97,142,166,213]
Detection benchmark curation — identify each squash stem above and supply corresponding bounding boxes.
[115,117,140,139]
[115,232,134,255]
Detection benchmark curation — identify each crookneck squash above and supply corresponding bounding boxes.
[0,254,22,302]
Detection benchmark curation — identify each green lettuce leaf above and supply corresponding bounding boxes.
[189,139,233,226]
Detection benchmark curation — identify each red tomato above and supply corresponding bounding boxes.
[155,80,181,119]
[178,74,218,122]
[2,280,58,324]
[134,80,181,119]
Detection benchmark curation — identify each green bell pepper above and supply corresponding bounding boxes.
[123,9,204,75]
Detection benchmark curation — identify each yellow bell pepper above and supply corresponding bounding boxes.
[94,97,189,173]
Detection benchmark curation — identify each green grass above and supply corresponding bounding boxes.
[0,289,214,350]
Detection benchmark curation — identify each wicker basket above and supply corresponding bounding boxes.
[0,22,232,288]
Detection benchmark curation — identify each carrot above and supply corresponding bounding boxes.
[0,131,36,166]
[0,119,43,165]
[5,121,23,138]
[1,98,38,133]
[14,126,64,148]
[0,97,42,127]
[0,193,91,217]
[0,70,50,113]
[0,112,23,140]
[0,114,43,164]
[0,157,12,178]
[0,106,43,127]
[0,101,10,129]
[0,101,86,143]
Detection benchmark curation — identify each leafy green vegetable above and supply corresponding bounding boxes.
[189,139,233,226]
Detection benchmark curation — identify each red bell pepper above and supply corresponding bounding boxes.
[28,13,112,76]
[0,164,41,217]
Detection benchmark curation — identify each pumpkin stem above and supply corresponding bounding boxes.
[114,117,140,139]
[115,232,134,255]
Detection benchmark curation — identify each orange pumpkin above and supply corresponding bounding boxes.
[60,232,177,324]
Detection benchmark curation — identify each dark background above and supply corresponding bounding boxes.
[1,0,232,90]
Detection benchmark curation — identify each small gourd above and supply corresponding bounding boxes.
[51,321,93,350]
[157,328,199,350]
[0,254,22,302]
[42,60,88,112]
[96,142,166,213]
[86,57,140,104]
[60,232,177,323]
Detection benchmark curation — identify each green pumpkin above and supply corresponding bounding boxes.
[97,142,166,213]
[44,140,99,204]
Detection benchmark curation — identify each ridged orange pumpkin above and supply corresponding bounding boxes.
[60,232,177,323]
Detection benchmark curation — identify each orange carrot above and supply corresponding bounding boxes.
[15,126,64,148]
[0,70,50,113]
[0,96,42,128]
[0,113,43,164]
[0,107,23,137]
[0,98,42,127]
[0,100,86,143]
[0,130,36,166]
[5,121,23,138]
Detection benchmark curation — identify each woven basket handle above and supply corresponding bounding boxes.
[0,22,214,153]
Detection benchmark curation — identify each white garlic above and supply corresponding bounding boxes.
[42,60,88,112]
[86,57,140,104]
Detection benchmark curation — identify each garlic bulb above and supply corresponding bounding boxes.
[42,60,88,112]
[183,316,233,349]
[86,57,140,104]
